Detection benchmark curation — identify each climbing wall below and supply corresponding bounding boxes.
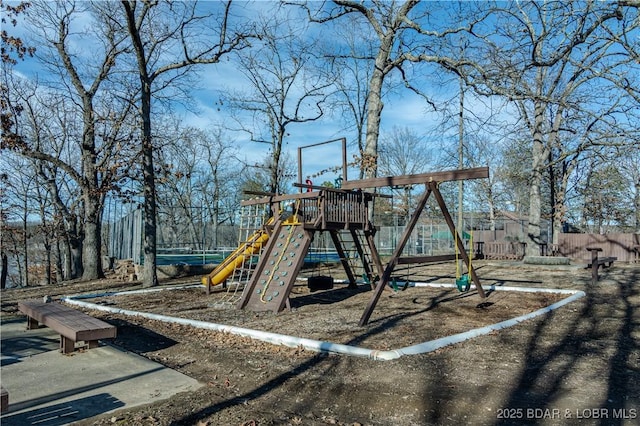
[238,223,312,312]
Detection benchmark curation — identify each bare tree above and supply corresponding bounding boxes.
[302,1,489,180]
[222,11,333,193]
[13,75,80,278]
[304,0,420,179]
[200,127,242,246]
[120,0,257,287]
[153,124,241,251]
[321,13,375,178]
[619,148,640,233]
[0,171,8,288]
[454,1,638,255]
[1,0,35,146]
[4,0,132,279]
[155,126,204,250]
[1,0,35,289]
[378,126,433,220]
[578,160,634,233]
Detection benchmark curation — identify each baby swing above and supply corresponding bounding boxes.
[455,230,473,292]
[307,232,334,292]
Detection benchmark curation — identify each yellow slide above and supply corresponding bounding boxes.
[201,229,269,288]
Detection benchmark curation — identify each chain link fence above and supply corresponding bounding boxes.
[105,208,483,264]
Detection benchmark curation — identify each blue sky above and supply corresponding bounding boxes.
[4,0,499,189]
[182,55,444,182]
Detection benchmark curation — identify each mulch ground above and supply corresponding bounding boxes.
[2,260,639,425]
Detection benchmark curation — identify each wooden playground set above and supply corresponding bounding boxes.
[202,138,489,326]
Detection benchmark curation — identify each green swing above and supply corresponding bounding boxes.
[455,230,473,292]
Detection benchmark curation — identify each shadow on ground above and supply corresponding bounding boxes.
[2,393,124,426]
[494,268,640,426]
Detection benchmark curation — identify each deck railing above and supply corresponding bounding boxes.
[322,191,368,226]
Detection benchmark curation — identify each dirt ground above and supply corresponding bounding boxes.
[1,260,639,426]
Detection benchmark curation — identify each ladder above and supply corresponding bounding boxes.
[330,228,378,288]
[212,203,268,305]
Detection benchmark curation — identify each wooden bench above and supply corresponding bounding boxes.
[586,247,617,283]
[17,300,117,354]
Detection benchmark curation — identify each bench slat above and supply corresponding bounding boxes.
[587,257,617,268]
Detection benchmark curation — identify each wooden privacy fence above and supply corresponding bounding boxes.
[473,233,639,263]
[557,233,640,263]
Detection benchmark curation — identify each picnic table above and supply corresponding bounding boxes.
[586,247,617,283]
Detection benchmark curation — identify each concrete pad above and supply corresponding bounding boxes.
[1,318,202,425]
[523,255,571,265]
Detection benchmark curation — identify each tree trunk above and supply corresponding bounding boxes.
[12,238,24,287]
[363,66,385,180]
[552,191,565,246]
[457,77,465,233]
[55,238,64,283]
[553,160,573,245]
[363,35,394,222]
[141,84,158,288]
[0,252,7,289]
[122,1,158,288]
[70,235,83,278]
[44,240,52,286]
[270,131,284,194]
[363,27,396,181]
[548,152,556,244]
[635,179,640,233]
[487,184,496,231]
[526,100,549,257]
[79,98,104,281]
[142,145,158,287]
[81,215,103,280]
[22,202,29,287]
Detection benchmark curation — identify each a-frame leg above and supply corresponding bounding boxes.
[358,182,487,326]
[359,185,434,326]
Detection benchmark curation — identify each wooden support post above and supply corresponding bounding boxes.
[1,386,8,413]
[587,247,602,283]
[27,316,38,330]
[60,335,74,354]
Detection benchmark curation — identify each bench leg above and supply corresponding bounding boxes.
[60,336,75,354]
[1,386,8,413]
[592,261,599,283]
[87,340,99,349]
[27,317,39,330]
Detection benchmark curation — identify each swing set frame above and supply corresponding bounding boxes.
[341,167,488,326]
